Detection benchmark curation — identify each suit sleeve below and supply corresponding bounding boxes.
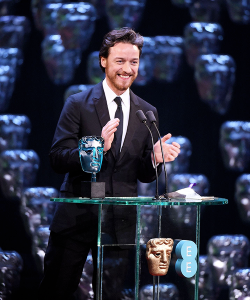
[137,107,162,183]
[49,96,82,174]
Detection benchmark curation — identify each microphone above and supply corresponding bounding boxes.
[136,110,159,200]
[146,111,169,199]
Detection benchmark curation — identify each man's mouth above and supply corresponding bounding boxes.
[118,74,131,79]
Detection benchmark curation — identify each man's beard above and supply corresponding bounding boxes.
[107,72,137,92]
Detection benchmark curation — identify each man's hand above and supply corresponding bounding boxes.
[101,118,120,152]
[153,133,181,164]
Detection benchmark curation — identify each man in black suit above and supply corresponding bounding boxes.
[38,27,180,300]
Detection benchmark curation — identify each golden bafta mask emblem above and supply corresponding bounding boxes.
[146,238,174,276]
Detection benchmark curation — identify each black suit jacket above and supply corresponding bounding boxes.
[49,82,161,244]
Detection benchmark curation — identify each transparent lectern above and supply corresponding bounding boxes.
[51,197,228,300]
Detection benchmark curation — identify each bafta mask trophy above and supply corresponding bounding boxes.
[78,136,105,198]
[146,238,174,276]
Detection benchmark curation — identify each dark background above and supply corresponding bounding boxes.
[1,0,250,298]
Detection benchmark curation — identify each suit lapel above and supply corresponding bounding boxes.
[118,90,140,162]
[92,82,116,158]
[92,83,142,161]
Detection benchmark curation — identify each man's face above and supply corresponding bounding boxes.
[101,42,140,95]
[146,243,172,276]
[79,139,104,173]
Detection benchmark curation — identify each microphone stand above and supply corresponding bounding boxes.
[136,110,159,200]
[146,111,169,200]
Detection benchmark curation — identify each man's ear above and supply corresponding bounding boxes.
[101,57,106,68]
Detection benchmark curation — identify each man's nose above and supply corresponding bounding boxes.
[122,61,132,73]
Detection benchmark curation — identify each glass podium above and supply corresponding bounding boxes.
[51,197,228,300]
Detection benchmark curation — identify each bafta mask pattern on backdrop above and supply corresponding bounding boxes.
[189,0,221,22]
[226,0,250,24]
[41,35,81,85]
[235,174,250,224]
[134,37,155,86]
[106,0,146,30]
[64,84,95,102]
[87,51,105,85]
[0,250,23,298]
[195,54,236,114]
[207,235,250,290]
[0,150,40,198]
[153,36,184,83]
[168,173,209,227]
[0,115,31,152]
[184,22,223,67]
[230,268,250,300]
[219,121,250,172]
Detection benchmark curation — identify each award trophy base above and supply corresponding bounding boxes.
[81,181,105,199]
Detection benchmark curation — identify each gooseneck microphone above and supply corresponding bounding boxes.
[136,110,159,200]
[146,111,168,199]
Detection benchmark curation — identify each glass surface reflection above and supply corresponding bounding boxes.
[140,283,179,300]
[140,205,158,244]
[187,255,214,299]
[220,121,250,171]
[153,36,184,82]
[184,22,223,67]
[0,115,31,152]
[195,54,236,114]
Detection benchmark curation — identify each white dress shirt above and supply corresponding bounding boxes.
[102,78,130,151]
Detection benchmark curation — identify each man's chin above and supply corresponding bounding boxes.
[115,80,135,91]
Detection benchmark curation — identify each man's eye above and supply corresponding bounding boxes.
[85,150,92,154]
[98,149,103,154]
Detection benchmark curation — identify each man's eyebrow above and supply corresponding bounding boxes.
[114,57,139,60]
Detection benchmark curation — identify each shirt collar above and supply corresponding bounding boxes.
[102,78,130,107]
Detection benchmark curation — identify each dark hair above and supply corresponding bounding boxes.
[99,27,144,72]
